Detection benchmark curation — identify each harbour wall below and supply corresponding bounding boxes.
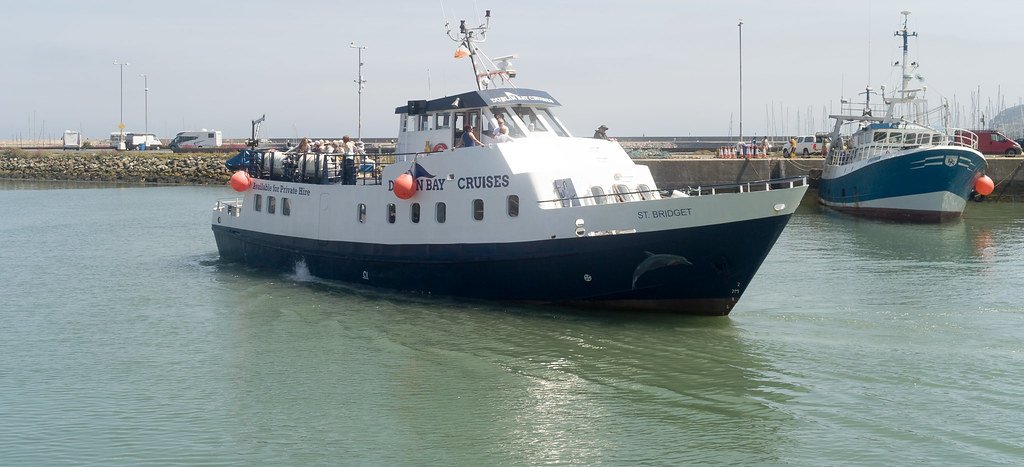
[2,149,1023,200]
[0,150,231,184]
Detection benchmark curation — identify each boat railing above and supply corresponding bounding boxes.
[827,128,980,166]
[537,176,807,208]
[949,128,978,150]
[682,176,807,197]
[240,150,394,186]
[214,197,243,217]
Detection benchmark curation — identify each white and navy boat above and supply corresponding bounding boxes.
[819,11,990,222]
[211,13,808,315]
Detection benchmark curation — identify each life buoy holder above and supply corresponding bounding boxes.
[432,143,448,152]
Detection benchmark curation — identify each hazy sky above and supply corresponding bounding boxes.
[3,0,1022,140]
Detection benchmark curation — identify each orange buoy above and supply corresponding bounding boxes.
[975,175,994,196]
[393,173,416,199]
[230,171,253,192]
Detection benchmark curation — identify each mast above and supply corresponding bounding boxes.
[895,11,917,100]
[448,10,491,91]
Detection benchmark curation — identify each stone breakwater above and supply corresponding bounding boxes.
[0,150,231,185]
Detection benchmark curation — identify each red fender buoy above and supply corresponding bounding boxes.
[394,173,416,199]
[432,143,448,152]
[230,171,253,192]
[975,175,994,196]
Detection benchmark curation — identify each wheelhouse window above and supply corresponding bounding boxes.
[411,203,421,223]
[538,108,569,136]
[434,113,451,130]
[887,132,904,144]
[268,196,276,214]
[358,203,366,223]
[282,198,291,216]
[591,186,608,205]
[473,199,484,220]
[512,107,550,133]
[507,195,519,217]
[435,202,446,223]
[905,133,918,145]
[387,203,396,224]
[254,194,262,212]
[489,107,525,138]
[873,132,887,143]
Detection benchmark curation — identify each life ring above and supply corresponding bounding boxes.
[432,143,448,152]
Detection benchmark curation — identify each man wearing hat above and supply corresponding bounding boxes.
[593,125,609,140]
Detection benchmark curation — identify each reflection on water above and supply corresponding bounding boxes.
[212,263,797,464]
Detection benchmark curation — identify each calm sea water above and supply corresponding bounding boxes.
[2,180,1023,465]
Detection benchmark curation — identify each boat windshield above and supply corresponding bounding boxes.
[510,106,569,137]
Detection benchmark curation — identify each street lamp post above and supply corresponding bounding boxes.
[113,60,129,149]
[140,74,149,135]
[349,41,367,142]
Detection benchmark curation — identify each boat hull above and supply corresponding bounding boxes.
[818,147,985,222]
[212,213,794,316]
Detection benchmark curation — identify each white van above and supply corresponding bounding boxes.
[62,130,82,150]
[126,133,162,150]
[169,130,222,151]
[784,134,828,157]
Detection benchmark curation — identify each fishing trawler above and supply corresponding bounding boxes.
[211,12,808,315]
[819,11,991,222]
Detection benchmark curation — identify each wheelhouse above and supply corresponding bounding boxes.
[393,88,572,153]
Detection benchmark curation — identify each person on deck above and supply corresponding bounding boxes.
[593,124,609,140]
[460,125,482,147]
[495,126,514,143]
[340,135,355,156]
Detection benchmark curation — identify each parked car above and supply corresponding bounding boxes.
[969,129,1020,155]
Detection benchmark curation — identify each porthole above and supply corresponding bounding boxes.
[436,202,446,223]
[473,199,484,221]
[411,203,421,223]
[506,195,519,217]
[387,203,396,224]
[358,203,366,223]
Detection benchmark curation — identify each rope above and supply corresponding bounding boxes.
[994,158,1024,198]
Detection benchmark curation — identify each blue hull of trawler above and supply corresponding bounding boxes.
[212,214,793,316]
[818,147,986,222]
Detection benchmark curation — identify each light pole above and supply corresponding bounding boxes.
[737,19,743,146]
[349,41,367,142]
[139,74,149,135]
[113,60,129,149]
